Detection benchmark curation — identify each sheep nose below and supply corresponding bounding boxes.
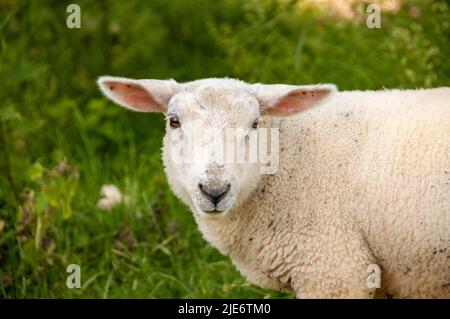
[198,183,231,205]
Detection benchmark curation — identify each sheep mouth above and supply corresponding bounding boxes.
[203,209,224,214]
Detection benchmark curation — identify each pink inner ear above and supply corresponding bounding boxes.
[106,81,161,112]
[269,89,330,116]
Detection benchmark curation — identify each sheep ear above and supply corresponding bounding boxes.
[97,76,179,112]
[252,84,337,116]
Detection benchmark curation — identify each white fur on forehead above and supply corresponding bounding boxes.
[169,79,259,116]
[194,84,257,109]
[180,77,249,92]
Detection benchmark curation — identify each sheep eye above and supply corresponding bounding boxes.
[169,116,181,129]
[252,119,259,129]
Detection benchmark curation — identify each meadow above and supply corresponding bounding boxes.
[0,0,449,298]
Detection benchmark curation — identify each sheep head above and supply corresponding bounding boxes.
[98,77,336,217]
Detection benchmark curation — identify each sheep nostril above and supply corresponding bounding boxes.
[198,183,206,195]
[199,183,231,205]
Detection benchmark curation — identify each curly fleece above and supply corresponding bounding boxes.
[191,88,450,298]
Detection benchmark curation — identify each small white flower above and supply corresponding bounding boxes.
[97,184,123,210]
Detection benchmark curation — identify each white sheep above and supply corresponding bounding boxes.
[98,76,450,298]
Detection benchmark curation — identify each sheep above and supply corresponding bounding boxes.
[98,76,450,298]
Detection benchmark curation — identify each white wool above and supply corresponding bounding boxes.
[98,76,450,298]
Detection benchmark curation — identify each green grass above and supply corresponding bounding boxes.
[0,0,449,298]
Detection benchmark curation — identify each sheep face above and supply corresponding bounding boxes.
[98,77,336,217]
[162,86,263,216]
